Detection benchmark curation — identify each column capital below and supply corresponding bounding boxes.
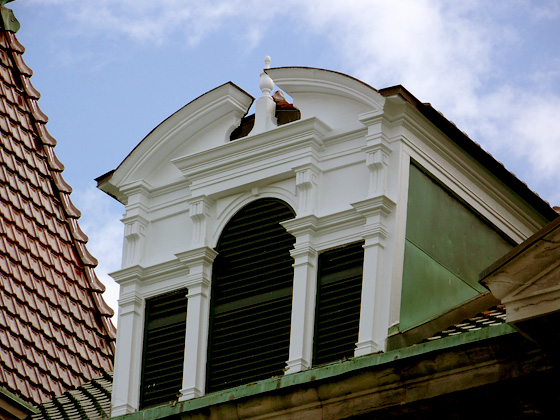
[176,246,218,267]
[352,195,396,219]
[290,243,318,268]
[282,214,319,236]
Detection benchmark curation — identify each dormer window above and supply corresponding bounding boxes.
[103,64,556,417]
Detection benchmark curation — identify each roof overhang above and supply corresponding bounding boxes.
[480,215,560,349]
[98,82,253,202]
[379,85,558,223]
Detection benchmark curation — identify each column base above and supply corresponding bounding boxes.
[285,358,311,374]
[111,402,137,417]
[179,387,203,401]
[354,339,383,357]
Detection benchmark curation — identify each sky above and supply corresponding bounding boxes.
[8,0,560,319]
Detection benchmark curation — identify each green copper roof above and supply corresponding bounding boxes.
[112,324,516,420]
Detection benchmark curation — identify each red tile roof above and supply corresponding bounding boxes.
[0,18,115,406]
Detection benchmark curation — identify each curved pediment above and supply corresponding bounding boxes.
[266,67,385,130]
[109,82,254,190]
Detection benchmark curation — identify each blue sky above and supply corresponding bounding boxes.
[9,0,560,316]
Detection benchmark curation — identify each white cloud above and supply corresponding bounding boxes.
[26,0,292,46]
[287,1,560,202]
[26,1,560,195]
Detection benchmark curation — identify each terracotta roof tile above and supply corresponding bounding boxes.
[31,373,113,420]
[0,14,115,406]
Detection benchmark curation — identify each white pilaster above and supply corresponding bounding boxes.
[282,215,319,373]
[120,180,151,268]
[359,110,392,199]
[352,196,395,356]
[111,291,145,416]
[177,247,218,400]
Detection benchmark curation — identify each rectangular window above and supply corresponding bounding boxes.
[140,288,188,408]
[313,241,364,366]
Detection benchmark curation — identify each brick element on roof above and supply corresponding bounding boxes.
[0,25,115,406]
[31,372,112,420]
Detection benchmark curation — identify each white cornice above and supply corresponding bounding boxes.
[111,84,253,188]
[176,247,219,267]
[266,67,385,111]
[352,196,396,218]
[110,258,188,285]
[283,209,364,239]
[388,104,546,240]
[172,118,331,194]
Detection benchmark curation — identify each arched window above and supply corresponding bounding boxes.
[206,198,296,393]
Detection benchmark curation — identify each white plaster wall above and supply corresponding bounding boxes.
[319,164,369,216]
[143,211,192,267]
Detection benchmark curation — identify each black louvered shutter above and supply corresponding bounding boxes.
[207,198,295,393]
[140,289,188,408]
[313,241,364,366]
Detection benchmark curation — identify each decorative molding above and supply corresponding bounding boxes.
[290,243,319,265]
[282,210,366,253]
[109,83,253,188]
[176,247,219,271]
[172,117,331,196]
[364,143,392,197]
[188,195,214,248]
[362,225,389,246]
[350,195,396,220]
[251,56,277,135]
[117,295,144,316]
[294,163,320,216]
[355,339,382,356]
[267,67,385,114]
[397,106,544,240]
[282,214,319,236]
[120,179,153,198]
[110,258,189,286]
[122,215,148,268]
[285,358,311,373]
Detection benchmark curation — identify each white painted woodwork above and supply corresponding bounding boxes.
[100,63,549,415]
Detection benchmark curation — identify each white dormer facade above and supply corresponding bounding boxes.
[99,62,552,417]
